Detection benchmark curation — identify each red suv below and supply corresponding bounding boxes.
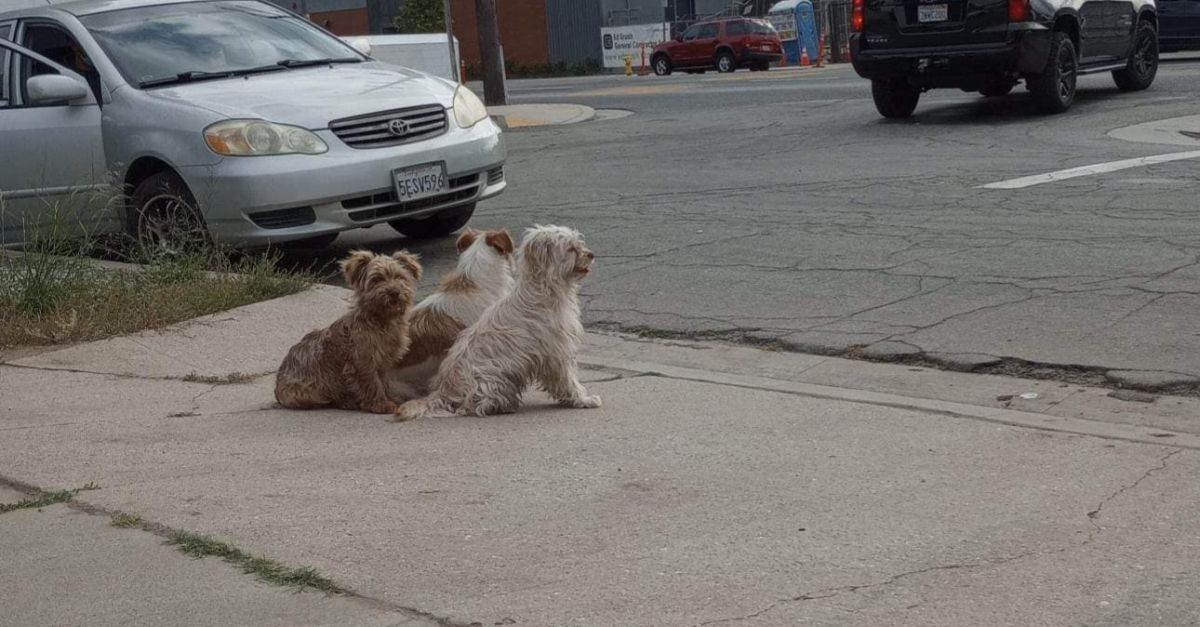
[651,18,783,75]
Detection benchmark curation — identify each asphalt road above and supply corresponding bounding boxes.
[301,56,1200,387]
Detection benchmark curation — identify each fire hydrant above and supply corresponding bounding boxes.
[624,55,633,77]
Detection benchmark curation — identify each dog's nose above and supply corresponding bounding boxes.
[584,250,594,260]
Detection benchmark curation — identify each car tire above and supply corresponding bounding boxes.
[1113,21,1158,92]
[388,204,475,240]
[979,82,1014,97]
[653,55,672,76]
[129,171,209,255]
[715,51,736,73]
[871,79,920,118]
[1028,32,1077,114]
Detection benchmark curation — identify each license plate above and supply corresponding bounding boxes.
[918,4,948,22]
[393,164,447,203]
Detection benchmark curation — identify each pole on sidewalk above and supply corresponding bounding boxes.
[442,0,459,83]
[475,0,507,105]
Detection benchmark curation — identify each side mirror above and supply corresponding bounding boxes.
[27,74,90,105]
[347,38,371,57]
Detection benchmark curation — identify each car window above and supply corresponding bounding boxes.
[80,0,362,88]
[726,21,746,37]
[697,24,720,39]
[0,24,12,105]
[749,20,777,36]
[19,23,102,103]
[682,25,701,41]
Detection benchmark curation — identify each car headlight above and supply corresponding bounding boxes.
[452,85,489,129]
[204,120,328,156]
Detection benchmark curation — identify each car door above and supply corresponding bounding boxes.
[1078,0,1114,61]
[0,37,106,245]
[1106,0,1137,57]
[677,24,703,65]
[693,22,721,67]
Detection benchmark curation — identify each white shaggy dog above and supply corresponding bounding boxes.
[394,225,600,420]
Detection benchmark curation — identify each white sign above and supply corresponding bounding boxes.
[768,11,797,41]
[600,23,669,69]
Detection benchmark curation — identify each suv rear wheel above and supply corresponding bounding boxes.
[871,79,920,118]
[1112,21,1158,91]
[1028,32,1077,114]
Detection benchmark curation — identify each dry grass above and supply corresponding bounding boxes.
[0,251,310,349]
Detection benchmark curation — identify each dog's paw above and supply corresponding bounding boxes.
[566,395,602,409]
[390,412,413,423]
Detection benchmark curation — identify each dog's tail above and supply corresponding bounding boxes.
[393,393,452,421]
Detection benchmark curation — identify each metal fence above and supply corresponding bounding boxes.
[821,0,853,63]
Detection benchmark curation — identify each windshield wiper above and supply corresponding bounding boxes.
[275,57,362,69]
[139,64,289,88]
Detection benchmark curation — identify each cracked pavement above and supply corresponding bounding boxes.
[5,288,1200,626]
[315,59,1200,388]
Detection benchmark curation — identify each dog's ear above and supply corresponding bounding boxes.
[520,235,553,277]
[340,250,374,289]
[485,230,515,256]
[455,229,478,253]
[391,250,423,281]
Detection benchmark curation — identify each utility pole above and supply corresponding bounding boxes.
[442,0,459,81]
[474,0,506,105]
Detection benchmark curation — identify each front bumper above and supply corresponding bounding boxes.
[178,116,506,247]
[850,26,1052,87]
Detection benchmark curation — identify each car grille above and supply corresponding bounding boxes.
[329,105,448,149]
[248,206,316,229]
[344,174,480,222]
[486,166,504,186]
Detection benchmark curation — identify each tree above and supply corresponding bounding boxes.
[394,0,445,33]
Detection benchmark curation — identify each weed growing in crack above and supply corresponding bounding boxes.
[165,530,341,593]
[180,371,260,385]
[0,489,79,514]
[110,512,144,528]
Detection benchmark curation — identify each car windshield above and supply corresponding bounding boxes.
[79,0,362,88]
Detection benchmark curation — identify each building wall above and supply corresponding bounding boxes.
[451,0,549,66]
[309,7,371,34]
[599,0,662,25]
[546,0,604,64]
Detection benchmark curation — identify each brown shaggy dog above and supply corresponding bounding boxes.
[275,250,421,414]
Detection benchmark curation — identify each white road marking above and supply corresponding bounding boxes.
[979,150,1200,189]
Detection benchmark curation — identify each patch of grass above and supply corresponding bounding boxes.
[0,246,311,349]
[0,489,80,514]
[181,371,260,385]
[165,530,342,593]
[110,512,144,528]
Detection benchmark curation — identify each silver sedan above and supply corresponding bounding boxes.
[0,0,506,249]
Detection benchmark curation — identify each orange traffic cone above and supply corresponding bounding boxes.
[780,47,788,67]
[800,46,811,67]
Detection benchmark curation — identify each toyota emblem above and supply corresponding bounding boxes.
[387,119,409,136]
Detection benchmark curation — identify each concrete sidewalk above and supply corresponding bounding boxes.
[2,286,1199,626]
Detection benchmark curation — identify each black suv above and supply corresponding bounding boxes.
[849,0,1159,117]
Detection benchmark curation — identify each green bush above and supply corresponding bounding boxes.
[394,0,445,33]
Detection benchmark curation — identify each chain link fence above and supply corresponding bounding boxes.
[821,0,853,63]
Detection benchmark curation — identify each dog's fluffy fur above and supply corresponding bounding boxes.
[275,249,422,414]
[394,225,600,420]
[385,229,515,401]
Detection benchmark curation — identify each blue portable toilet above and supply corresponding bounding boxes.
[767,0,820,65]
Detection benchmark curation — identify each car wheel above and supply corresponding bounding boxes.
[1028,32,1077,114]
[388,204,475,240]
[871,79,920,118]
[979,82,1014,97]
[129,171,209,255]
[715,51,736,73]
[1113,21,1158,91]
[653,55,672,76]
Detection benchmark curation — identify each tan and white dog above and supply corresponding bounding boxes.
[385,229,515,402]
[394,225,600,420]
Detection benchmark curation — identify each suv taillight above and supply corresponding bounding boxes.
[1008,0,1029,21]
[852,0,865,31]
